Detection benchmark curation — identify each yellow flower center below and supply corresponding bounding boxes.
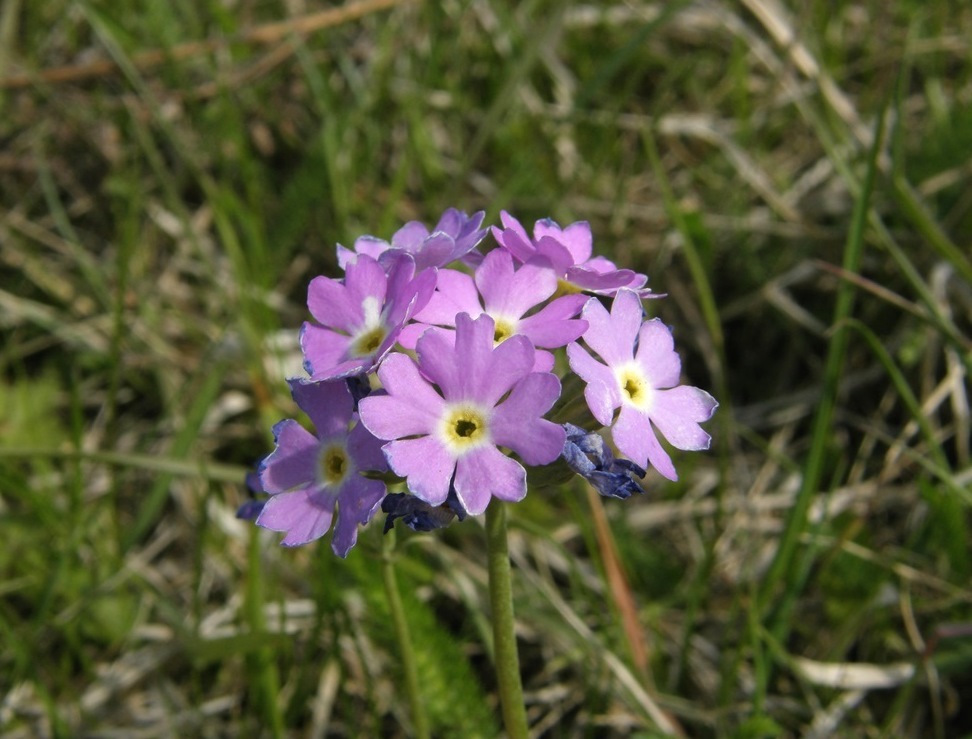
[552,279,582,299]
[439,405,491,454]
[349,296,387,357]
[492,318,516,344]
[318,444,350,486]
[616,364,653,410]
[350,326,387,356]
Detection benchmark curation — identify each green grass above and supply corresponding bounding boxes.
[2,0,971,736]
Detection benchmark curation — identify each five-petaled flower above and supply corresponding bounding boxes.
[338,208,488,271]
[567,289,718,481]
[491,211,653,298]
[400,247,588,371]
[300,253,435,381]
[358,312,566,516]
[256,379,388,556]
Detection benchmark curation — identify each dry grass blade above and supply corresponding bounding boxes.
[792,656,915,690]
[585,485,652,682]
[0,0,411,89]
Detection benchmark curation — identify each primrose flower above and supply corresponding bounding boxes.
[566,289,718,481]
[400,248,588,371]
[338,208,488,271]
[491,211,652,297]
[300,253,435,381]
[359,312,566,516]
[256,379,387,556]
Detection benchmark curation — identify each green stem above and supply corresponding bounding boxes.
[485,500,530,739]
[381,529,431,739]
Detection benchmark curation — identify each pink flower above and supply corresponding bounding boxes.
[491,211,653,297]
[566,289,717,480]
[399,248,588,371]
[256,380,387,555]
[300,253,435,380]
[337,208,488,271]
[358,313,565,515]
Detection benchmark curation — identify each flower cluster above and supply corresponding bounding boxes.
[239,209,717,555]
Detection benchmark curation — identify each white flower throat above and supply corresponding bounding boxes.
[350,296,388,357]
[438,403,492,455]
[615,363,654,411]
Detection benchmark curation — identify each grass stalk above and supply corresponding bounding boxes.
[380,529,431,739]
[244,529,285,738]
[758,101,889,634]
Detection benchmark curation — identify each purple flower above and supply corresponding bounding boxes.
[491,211,652,297]
[566,289,717,481]
[256,379,388,556]
[338,208,488,271]
[358,312,566,516]
[300,253,436,381]
[399,248,588,371]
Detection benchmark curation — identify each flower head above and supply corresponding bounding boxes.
[399,248,588,371]
[338,208,488,271]
[566,289,718,481]
[491,211,652,297]
[359,312,566,516]
[300,253,435,381]
[256,379,387,556]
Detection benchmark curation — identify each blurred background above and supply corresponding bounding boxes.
[1,0,970,736]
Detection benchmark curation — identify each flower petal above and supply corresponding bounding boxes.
[648,386,718,451]
[259,419,319,493]
[347,417,389,472]
[518,294,588,347]
[491,373,565,464]
[534,218,593,264]
[359,353,444,440]
[396,320,432,350]
[382,436,455,506]
[475,326,535,407]
[454,446,526,515]
[307,276,358,331]
[343,253,389,310]
[418,314,532,405]
[411,232,454,271]
[257,487,334,546]
[533,236,575,275]
[491,211,535,263]
[581,290,642,367]
[415,326,464,399]
[566,265,639,293]
[635,318,681,388]
[289,379,353,438]
[330,477,386,557]
[532,349,555,372]
[300,323,352,378]
[412,269,481,326]
[612,405,678,481]
[477,250,556,320]
[566,342,618,426]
